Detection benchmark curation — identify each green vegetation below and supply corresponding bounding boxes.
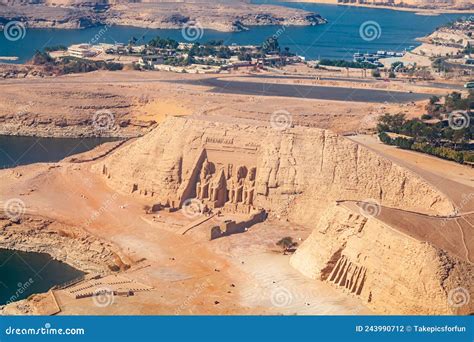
[148,36,179,49]
[319,59,378,69]
[44,45,67,52]
[30,51,123,75]
[377,91,474,164]
[425,92,473,118]
[371,69,381,77]
[390,61,403,71]
[276,237,298,253]
[379,131,473,163]
[188,43,232,59]
[262,37,280,53]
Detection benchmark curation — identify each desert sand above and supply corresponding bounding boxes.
[0,67,461,138]
[0,114,472,315]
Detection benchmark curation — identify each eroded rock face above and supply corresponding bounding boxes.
[92,116,473,314]
[0,215,128,274]
[290,204,474,315]
[0,1,327,31]
[95,116,454,223]
[0,4,102,29]
[304,0,472,10]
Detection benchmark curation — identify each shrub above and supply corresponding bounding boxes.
[276,237,298,252]
[371,69,381,78]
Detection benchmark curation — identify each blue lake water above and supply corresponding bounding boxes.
[0,3,470,62]
[0,248,84,306]
[0,136,116,169]
[0,1,470,308]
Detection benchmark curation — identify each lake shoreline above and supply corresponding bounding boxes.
[0,1,327,33]
[0,5,465,63]
[280,1,474,15]
[0,248,84,307]
[0,210,129,314]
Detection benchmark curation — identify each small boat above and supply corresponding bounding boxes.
[0,56,19,61]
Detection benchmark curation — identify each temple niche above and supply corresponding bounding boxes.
[195,158,257,215]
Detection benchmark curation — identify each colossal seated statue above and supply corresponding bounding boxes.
[196,158,213,200]
[243,167,256,206]
[209,168,227,207]
[228,166,246,204]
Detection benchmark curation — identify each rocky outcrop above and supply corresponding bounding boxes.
[0,4,102,29]
[290,203,474,314]
[104,2,326,32]
[0,214,129,274]
[0,77,153,138]
[90,116,474,314]
[0,1,327,31]
[94,116,454,224]
[296,0,473,10]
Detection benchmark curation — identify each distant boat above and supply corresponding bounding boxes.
[0,56,19,61]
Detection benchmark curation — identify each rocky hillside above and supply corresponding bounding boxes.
[290,203,474,314]
[89,116,473,314]
[0,214,129,274]
[0,3,101,29]
[293,0,473,10]
[0,0,327,31]
[95,116,454,223]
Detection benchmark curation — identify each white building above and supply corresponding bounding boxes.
[67,44,97,58]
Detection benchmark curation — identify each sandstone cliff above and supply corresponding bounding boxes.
[0,3,101,29]
[290,203,474,314]
[94,116,454,224]
[90,116,473,314]
[0,214,129,274]
[0,1,326,31]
